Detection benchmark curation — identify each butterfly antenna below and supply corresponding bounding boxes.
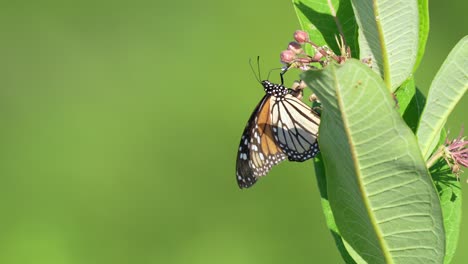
[257,56,262,81]
[267,67,288,85]
[249,57,261,83]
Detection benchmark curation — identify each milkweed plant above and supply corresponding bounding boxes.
[275,0,467,263]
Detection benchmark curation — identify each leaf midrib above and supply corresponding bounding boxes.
[332,66,393,264]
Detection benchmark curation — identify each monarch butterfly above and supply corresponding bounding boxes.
[236,78,321,188]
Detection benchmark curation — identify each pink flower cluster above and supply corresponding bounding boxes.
[445,128,468,176]
[280,30,346,71]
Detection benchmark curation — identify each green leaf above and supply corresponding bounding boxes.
[293,0,358,57]
[413,0,429,72]
[314,154,361,264]
[302,59,445,263]
[417,36,468,159]
[394,83,460,263]
[394,78,416,116]
[393,79,427,132]
[351,0,419,91]
[401,87,426,133]
[429,132,463,264]
[437,174,462,264]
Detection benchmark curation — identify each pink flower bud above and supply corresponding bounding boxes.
[312,50,324,61]
[280,50,295,64]
[287,42,303,54]
[294,30,309,44]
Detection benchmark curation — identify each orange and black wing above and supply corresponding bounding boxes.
[270,94,320,161]
[236,95,286,188]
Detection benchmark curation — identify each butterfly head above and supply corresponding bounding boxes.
[261,80,289,97]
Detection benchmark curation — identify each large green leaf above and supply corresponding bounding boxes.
[313,154,362,264]
[399,85,462,263]
[417,36,468,159]
[302,59,445,263]
[351,0,419,91]
[293,0,358,57]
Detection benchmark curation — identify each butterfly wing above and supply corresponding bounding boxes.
[271,94,320,161]
[236,95,287,188]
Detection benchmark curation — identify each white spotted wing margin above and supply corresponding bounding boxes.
[236,94,287,189]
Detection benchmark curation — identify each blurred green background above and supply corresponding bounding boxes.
[0,1,465,263]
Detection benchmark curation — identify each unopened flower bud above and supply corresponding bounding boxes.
[312,50,324,61]
[291,80,305,91]
[280,50,295,64]
[294,30,309,44]
[287,42,303,54]
[309,94,318,103]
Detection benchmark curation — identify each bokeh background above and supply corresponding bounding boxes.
[0,1,465,263]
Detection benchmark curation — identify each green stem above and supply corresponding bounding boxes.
[426,145,445,169]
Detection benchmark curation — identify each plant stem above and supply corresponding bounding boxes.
[426,145,445,169]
